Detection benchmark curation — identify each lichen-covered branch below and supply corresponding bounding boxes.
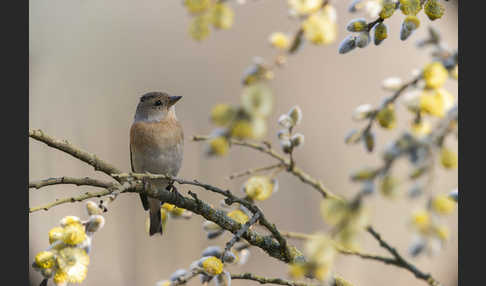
[231,273,319,286]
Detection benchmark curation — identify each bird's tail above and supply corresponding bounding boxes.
[148,197,163,236]
[149,208,163,236]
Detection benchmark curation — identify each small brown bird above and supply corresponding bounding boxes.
[129,92,184,236]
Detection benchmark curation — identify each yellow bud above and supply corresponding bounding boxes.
[62,223,87,245]
[419,88,454,118]
[423,62,448,89]
[241,83,273,117]
[377,105,396,129]
[189,14,210,41]
[302,11,337,45]
[320,199,348,226]
[313,264,331,281]
[184,0,210,14]
[162,203,176,212]
[288,0,323,15]
[399,0,422,15]
[35,251,56,269]
[231,120,253,139]
[434,225,450,241]
[227,209,249,225]
[201,256,224,276]
[380,175,398,198]
[49,226,65,244]
[53,270,69,285]
[451,65,458,80]
[210,3,234,30]
[431,194,456,215]
[440,147,458,169]
[244,176,274,201]
[60,216,81,227]
[411,120,431,136]
[411,209,430,232]
[211,104,235,126]
[424,0,444,20]
[288,263,306,279]
[209,136,229,156]
[379,2,396,19]
[269,32,291,50]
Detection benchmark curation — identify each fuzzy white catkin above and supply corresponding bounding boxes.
[338,35,357,54]
[382,77,403,91]
[288,105,303,125]
[352,104,374,121]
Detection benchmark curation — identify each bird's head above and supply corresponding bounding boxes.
[134,92,182,122]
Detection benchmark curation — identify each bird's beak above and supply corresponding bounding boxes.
[168,96,182,107]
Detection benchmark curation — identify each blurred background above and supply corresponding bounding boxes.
[29,1,458,285]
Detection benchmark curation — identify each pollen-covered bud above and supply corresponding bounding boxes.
[431,194,456,215]
[338,35,357,54]
[356,32,370,48]
[291,133,305,148]
[440,147,458,169]
[288,0,323,16]
[379,0,397,19]
[399,0,422,16]
[85,215,105,234]
[352,104,374,121]
[269,32,291,50]
[379,175,399,198]
[241,83,273,118]
[400,16,420,41]
[184,0,210,14]
[189,14,211,41]
[63,223,87,245]
[424,0,444,20]
[210,3,234,30]
[346,18,368,32]
[34,251,56,269]
[211,104,236,126]
[423,62,448,89]
[49,226,65,244]
[200,256,224,276]
[377,104,396,129]
[60,216,81,227]
[244,176,275,201]
[372,22,388,45]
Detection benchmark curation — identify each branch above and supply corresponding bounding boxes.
[192,136,440,285]
[223,211,261,260]
[193,136,341,200]
[366,226,440,286]
[29,129,122,180]
[231,273,319,286]
[29,176,115,190]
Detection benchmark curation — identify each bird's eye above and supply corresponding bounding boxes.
[154,100,162,106]
[140,98,145,102]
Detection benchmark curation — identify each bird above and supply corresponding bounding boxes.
[129,92,184,236]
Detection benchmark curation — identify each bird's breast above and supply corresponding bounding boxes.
[130,119,184,176]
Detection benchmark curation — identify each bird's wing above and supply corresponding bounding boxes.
[131,142,149,211]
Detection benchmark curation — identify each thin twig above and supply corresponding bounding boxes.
[223,211,261,260]
[366,226,440,286]
[228,163,283,180]
[231,273,319,286]
[29,176,115,190]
